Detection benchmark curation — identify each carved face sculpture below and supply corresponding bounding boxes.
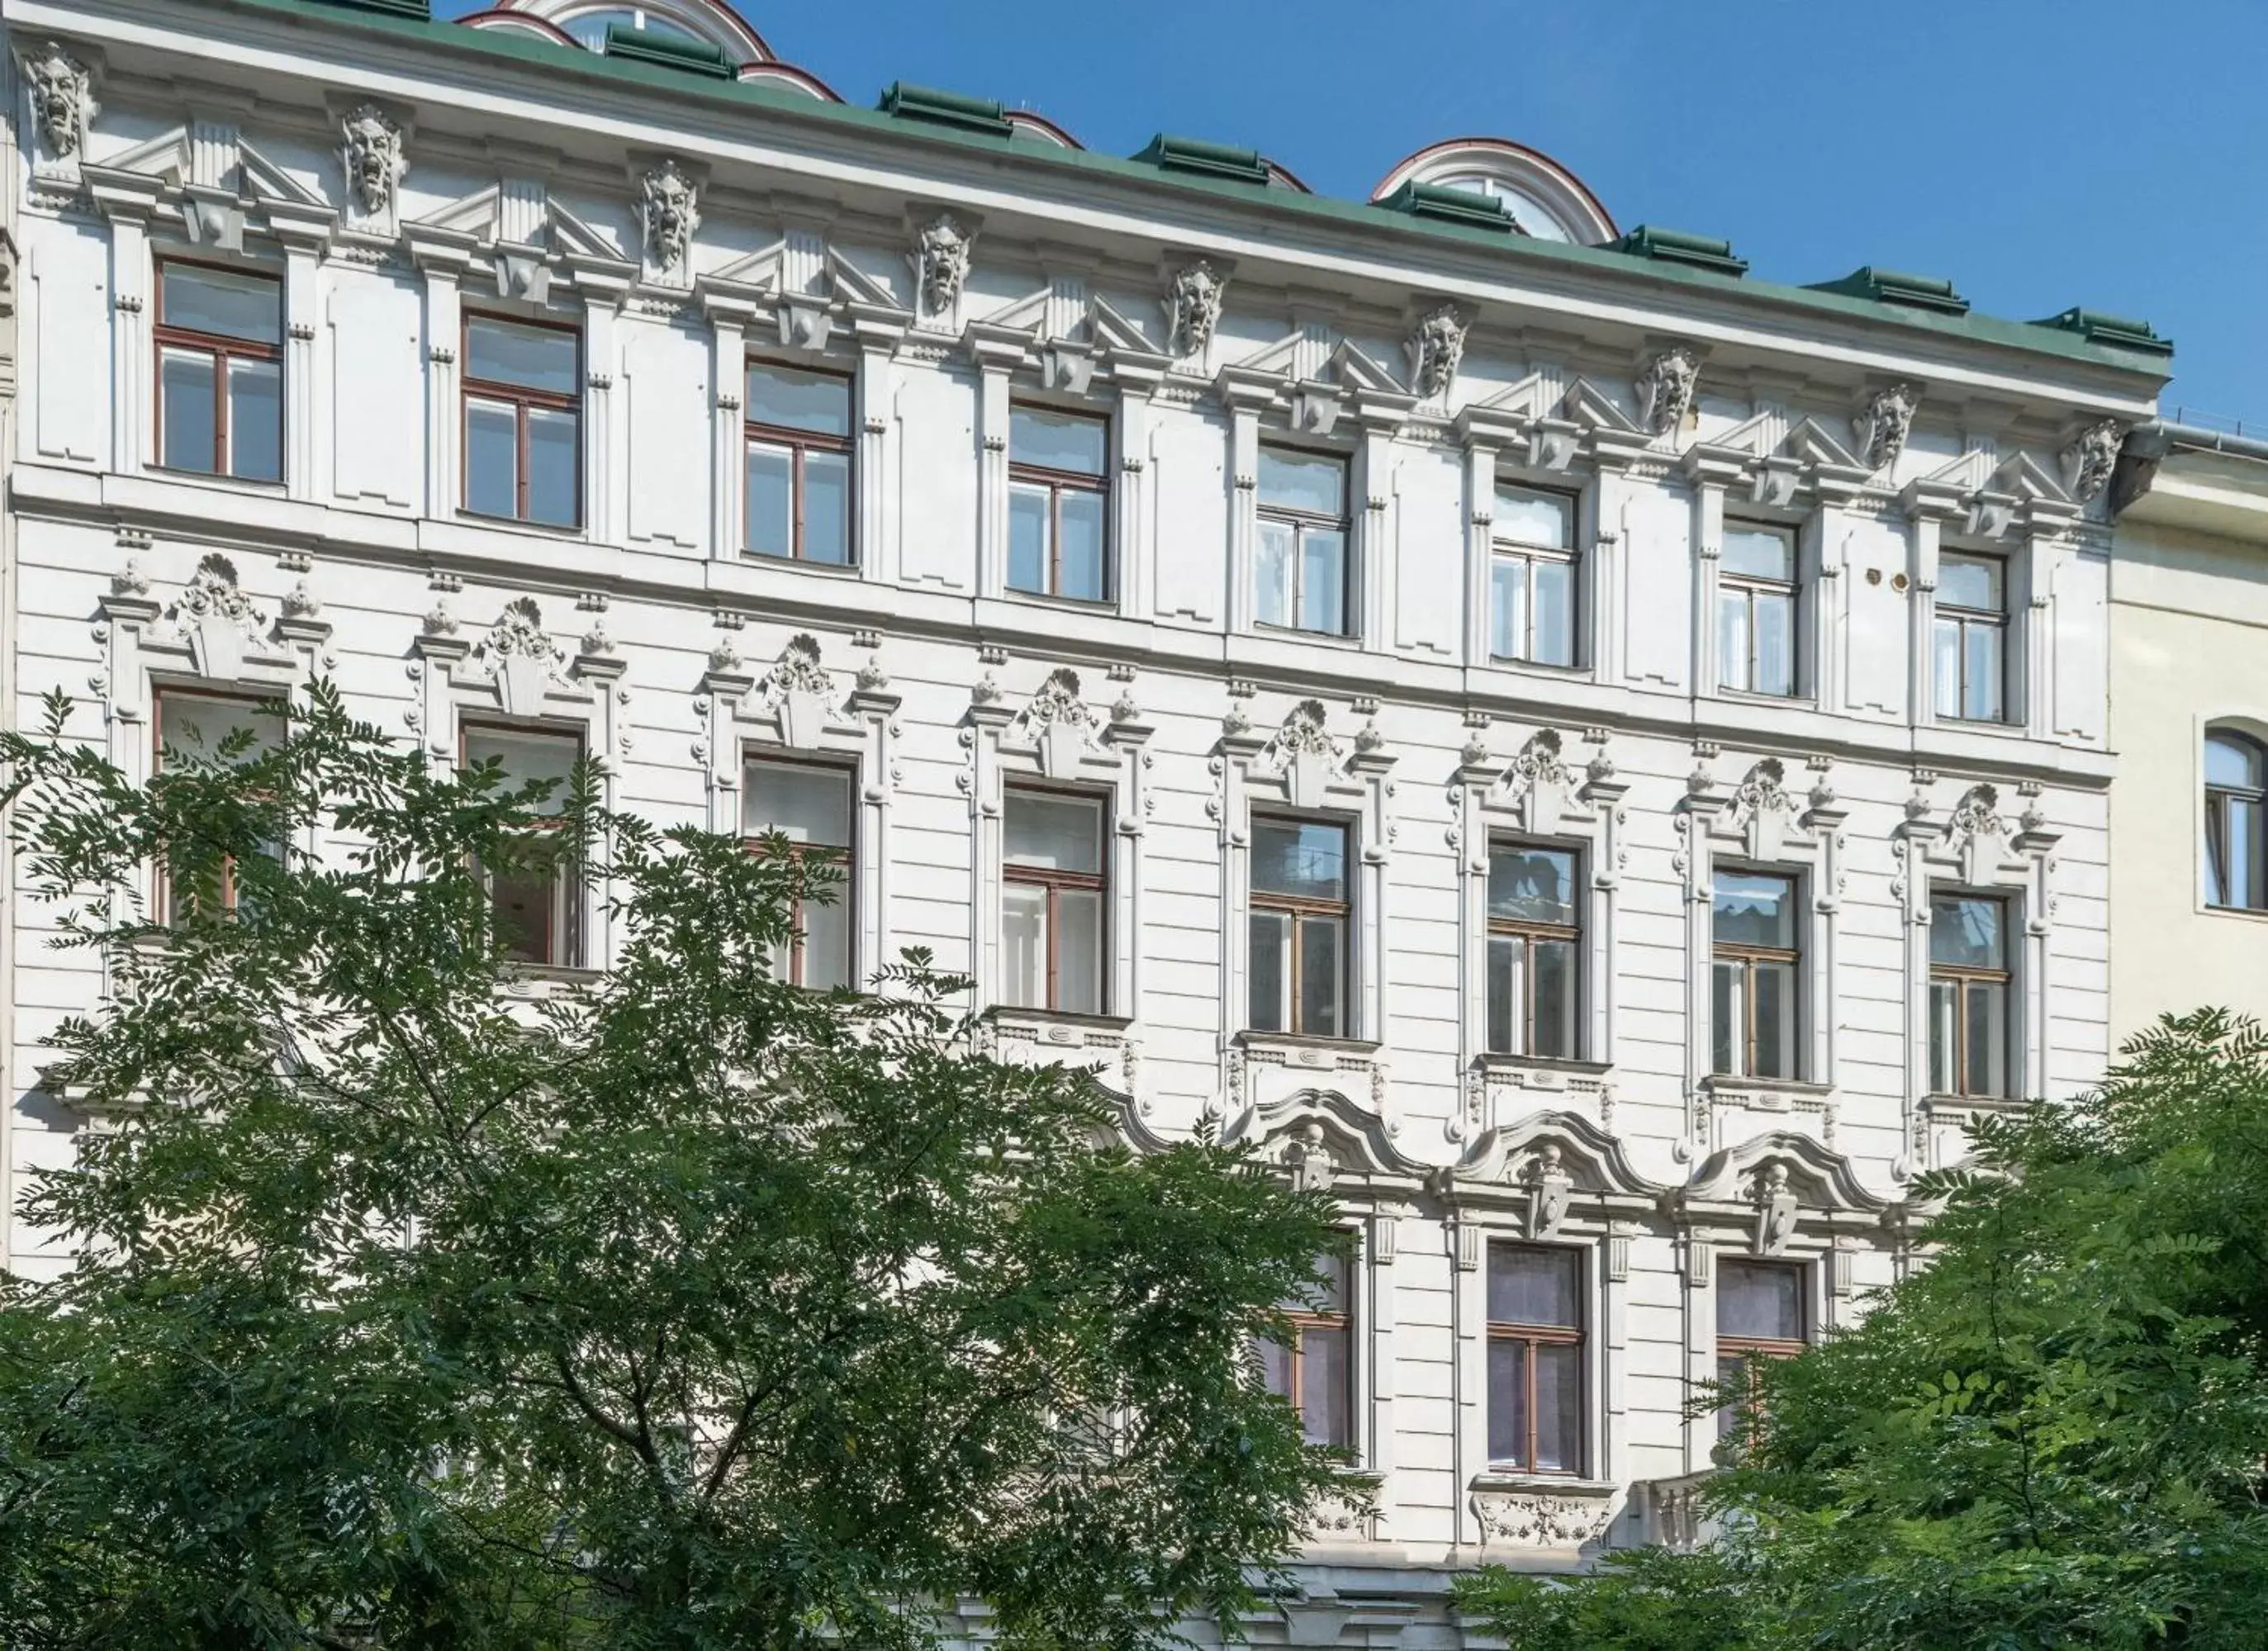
[26,45,90,158]
[1858,382,1920,470]
[1170,261,1223,356]
[1639,347,1699,434]
[918,216,970,315]
[641,163,700,273]
[1414,305,1467,397]
[340,107,404,217]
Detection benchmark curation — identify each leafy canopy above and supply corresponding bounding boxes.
[0,683,1350,1650]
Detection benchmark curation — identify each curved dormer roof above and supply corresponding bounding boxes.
[1370,137,1616,244]
[466,0,840,99]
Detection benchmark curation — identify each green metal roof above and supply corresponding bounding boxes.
[252,0,2166,381]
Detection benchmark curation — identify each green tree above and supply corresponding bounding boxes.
[0,684,1350,1649]
[1455,1008,2268,1651]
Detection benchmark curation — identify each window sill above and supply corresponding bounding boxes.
[1923,1090,2028,1113]
[1717,686,1813,708]
[984,1003,1132,1050]
[1236,1028,1382,1062]
[1002,586,1115,610]
[1934,715,2022,735]
[1702,1074,1832,1113]
[457,508,586,537]
[1471,1470,1617,1499]
[1485,654,1589,678]
[1252,621,1359,647]
[499,963,600,999]
[745,551,861,576]
[2199,899,2268,924]
[1469,1471,1619,1549]
[147,463,286,493]
[1475,1051,1612,1085]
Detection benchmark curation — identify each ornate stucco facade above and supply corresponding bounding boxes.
[0,0,2171,1626]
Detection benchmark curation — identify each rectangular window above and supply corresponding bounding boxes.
[1933,553,2006,723]
[1486,842,1582,1059]
[1711,871,1801,1079]
[1718,524,1798,697]
[1255,447,1350,636]
[463,313,581,528]
[1929,894,2009,1098]
[1716,1260,1805,1440]
[1260,1248,1355,1449]
[745,362,853,566]
[1249,818,1350,1037]
[1487,1244,1583,1473]
[463,724,582,967]
[154,688,283,918]
[1008,406,1109,602]
[743,756,856,990]
[1002,786,1108,1014]
[2205,733,2267,909]
[1490,486,1579,667]
[155,261,282,482]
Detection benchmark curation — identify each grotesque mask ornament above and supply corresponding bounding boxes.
[915,214,972,320]
[340,105,406,220]
[24,42,94,159]
[639,160,701,280]
[1166,260,1224,358]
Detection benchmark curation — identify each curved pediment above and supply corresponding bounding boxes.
[1678,1129,1888,1215]
[1451,1108,1660,1203]
[1222,1086,1425,1189]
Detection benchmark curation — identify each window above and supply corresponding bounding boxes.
[1716,1260,1805,1440]
[1249,818,1350,1037]
[1008,407,1109,601]
[1255,448,1350,636]
[154,261,282,482]
[1260,1248,1354,1449]
[1487,1245,1583,1473]
[1486,843,1581,1058]
[2204,729,2268,910]
[1933,553,2006,723]
[463,725,582,967]
[463,313,581,527]
[745,363,852,565]
[1711,871,1800,1079]
[1003,787,1107,1014]
[154,688,282,918]
[743,756,855,989]
[1490,486,1579,667]
[1929,894,2009,1097]
[1718,524,1797,697]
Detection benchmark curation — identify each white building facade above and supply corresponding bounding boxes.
[0,0,2171,1625]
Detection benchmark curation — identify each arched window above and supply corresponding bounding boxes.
[2204,728,2267,910]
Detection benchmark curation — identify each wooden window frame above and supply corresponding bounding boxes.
[1002,783,1109,1014]
[1485,838,1582,1058]
[153,256,282,480]
[1276,1250,1355,1449]
[1008,406,1112,601]
[1256,445,1353,638]
[153,685,285,918]
[1935,553,2008,724]
[1711,871,1801,1079]
[742,752,857,989]
[460,719,586,969]
[2204,730,2268,911]
[1488,485,1581,665]
[1250,814,1352,1037]
[1719,524,1800,698]
[1715,1259,1807,1443]
[461,309,583,528]
[744,360,855,564]
[1486,1242,1585,1474]
[1929,894,2010,1098]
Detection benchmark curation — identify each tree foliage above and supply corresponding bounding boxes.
[0,684,1350,1649]
[1455,1008,2268,1650]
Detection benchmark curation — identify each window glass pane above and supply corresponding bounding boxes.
[465,399,519,519]
[1753,591,1794,696]
[1255,520,1293,628]
[1252,820,1346,900]
[2206,734,2262,790]
[746,363,850,437]
[161,264,281,344]
[1011,406,1107,474]
[1057,888,1103,1014]
[744,760,852,847]
[2207,798,2231,908]
[1298,916,1342,1037]
[1753,961,1796,1079]
[1490,555,1528,661]
[159,349,218,472]
[1307,1250,1351,1313]
[1715,1354,1751,1440]
[466,728,581,813]
[1938,553,2002,613]
[1718,590,1751,693]
[1712,961,1740,1076]
[1008,484,1050,594]
[1535,1342,1582,1473]
[1057,488,1107,601]
[1485,935,1522,1056]
[801,898,851,992]
[466,315,578,395]
[1005,790,1103,872]
[1260,1333,1294,1402]
[1713,872,1797,949]
[1495,486,1572,550]
[1534,940,1578,1060]
[1298,529,1345,635]
[1722,524,1794,581]
[1930,896,2005,969]
[1929,980,1957,1094]
[2236,799,2264,909]
[1532,557,1574,667]
[746,444,794,557]
[1932,617,1963,719]
[1248,912,1287,1032]
[1489,846,1578,925]
[1967,980,2007,1097]
[1259,448,1345,516]
[488,865,563,965]
[157,693,280,765]
[1718,1262,1801,1341]
[225,357,282,482]
[1964,624,2002,721]
[1487,1337,1528,1464]
[525,407,579,526]
[804,450,851,565]
[1002,883,1047,1008]
[1489,1245,1580,1326]
[1300,1324,1350,1447]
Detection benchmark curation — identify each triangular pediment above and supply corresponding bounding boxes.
[1089,293,1161,358]
[416,183,503,240]
[236,139,325,209]
[1923,447,1997,494]
[1782,415,1863,471]
[1559,376,1641,434]
[548,198,624,262]
[1471,369,1554,424]
[99,124,190,183]
[1332,337,1406,396]
[1993,449,2071,504]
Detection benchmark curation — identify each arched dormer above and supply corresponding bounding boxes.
[1369,136,1615,244]
[463,0,842,100]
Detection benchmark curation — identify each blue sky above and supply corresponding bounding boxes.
[446,1,2261,421]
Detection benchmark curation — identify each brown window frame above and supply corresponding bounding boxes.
[1249,814,1352,1038]
[1001,783,1109,1014]
[1486,1242,1585,1474]
[1007,406,1112,601]
[460,719,586,970]
[1711,871,1802,1079]
[1485,838,1583,1058]
[152,685,286,918]
[1715,1259,1807,1444]
[1935,552,2008,724]
[460,309,583,528]
[744,360,855,564]
[1255,444,1353,638]
[741,751,857,989]
[152,256,282,480]
[1488,484,1582,666]
[1718,522,1801,698]
[1273,1249,1355,1449]
[1929,893,2011,1098]
[2205,728,2268,910]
